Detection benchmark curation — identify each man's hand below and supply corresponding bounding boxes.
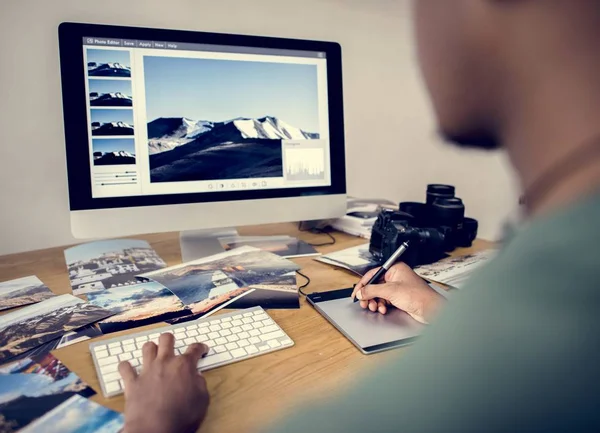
[351,262,445,324]
[119,333,210,433]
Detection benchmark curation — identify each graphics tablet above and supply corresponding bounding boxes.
[307,288,425,354]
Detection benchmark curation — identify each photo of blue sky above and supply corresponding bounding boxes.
[90,109,133,125]
[87,49,130,67]
[92,139,135,155]
[89,79,131,95]
[144,57,320,133]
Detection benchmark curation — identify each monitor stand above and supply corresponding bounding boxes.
[179,228,238,262]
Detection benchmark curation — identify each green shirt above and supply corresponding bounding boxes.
[269,192,600,432]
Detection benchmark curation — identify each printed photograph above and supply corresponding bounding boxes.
[87,281,191,334]
[166,288,250,325]
[143,57,320,182]
[141,246,299,311]
[414,249,497,288]
[0,276,54,311]
[219,235,319,259]
[87,48,131,78]
[0,294,112,363]
[316,244,379,276]
[89,79,133,107]
[227,271,300,310]
[64,239,167,295]
[92,138,136,166]
[20,394,124,433]
[91,109,134,136]
[0,353,95,433]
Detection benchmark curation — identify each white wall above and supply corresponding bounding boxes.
[0,0,519,255]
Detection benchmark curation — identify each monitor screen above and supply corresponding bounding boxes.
[59,23,345,212]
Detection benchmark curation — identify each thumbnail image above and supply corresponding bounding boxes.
[141,246,299,313]
[0,294,112,363]
[219,235,319,259]
[89,79,133,107]
[143,56,320,183]
[91,109,134,136]
[87,281,191,334]
[316,244,379,276]
[227,272,300,310]
[87,48,131,78]
[0,275,54,311]
[92,138,136,166]
[0,353,95,432]
[65,239,167,296]
[20,394,124,433]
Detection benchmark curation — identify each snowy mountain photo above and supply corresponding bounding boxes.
[143,56,320,183]
[89,80,132,107]
[86,49,131,78]
[90,109,134,136]
[92,139,136,166]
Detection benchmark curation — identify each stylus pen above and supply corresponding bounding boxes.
[354,241,410,302]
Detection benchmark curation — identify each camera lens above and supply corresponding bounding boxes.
[426,184,455,206]
[430,197,465,229]
[399,202,426,221]
[456,217,479,247]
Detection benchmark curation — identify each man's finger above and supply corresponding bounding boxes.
[157,333,175,360]
[377,299,388,315]
[352,267,381,299]
[118,361,137,386]
[142,341,158,370]
[184,343,209,367]
[368,299,378,312]
[357,282,396,302]
[359,300,369,309]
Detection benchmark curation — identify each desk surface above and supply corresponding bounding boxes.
[0,223,492,433]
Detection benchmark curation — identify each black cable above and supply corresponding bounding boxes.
[297,222,336,247]
[296,270,310,297]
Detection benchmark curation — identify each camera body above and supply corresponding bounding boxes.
[369,185,478,268]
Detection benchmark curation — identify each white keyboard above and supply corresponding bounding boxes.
[89,306,294,398]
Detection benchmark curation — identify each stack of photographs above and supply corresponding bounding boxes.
[218,235,320,259]
[315,243,379,276]
[0,276,55,312]
[413,249,497,288]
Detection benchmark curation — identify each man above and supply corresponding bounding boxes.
[119,1,600,432]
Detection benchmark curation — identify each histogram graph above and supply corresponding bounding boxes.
[284,148,325,181]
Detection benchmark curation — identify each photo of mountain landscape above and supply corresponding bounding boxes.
[89,79,132,107]
[0,276,54,311]
[0,295,112,363]
[92,138,136,166]
[143,56,320,182]
[87,281,191,334]
[0,353,94,433]
[91,109,134,136]
[87,48,131,78]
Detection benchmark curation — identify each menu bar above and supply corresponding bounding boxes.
[82,37,326,59]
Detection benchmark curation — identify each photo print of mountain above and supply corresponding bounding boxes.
[0,276,55,312]
[87,48,131,78]
[89,79,132,107]
[91,109,134,136]
[92,138,136,166]
[143,57,321,182]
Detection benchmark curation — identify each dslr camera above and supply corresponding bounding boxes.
[369,185,478,268]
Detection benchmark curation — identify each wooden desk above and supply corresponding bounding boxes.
[0,223,492,433]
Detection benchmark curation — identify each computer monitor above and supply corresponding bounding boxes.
[57,22,346,254]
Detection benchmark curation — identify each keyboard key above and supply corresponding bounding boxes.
[219,329,232,337]
[253,310,263,315]
[252,323,263,329]
[232,315,244,321]
[231,320,243,327]
[99,356,118,367]
[246,345,259,355]
[94,345,107,353]
[238,339,249,348]
[209,325,221,332]
[131,359,140,367]
[149,333,160,339]
[249,329,261,337]
[255,314,268,321]
[207,348,216,356]
[188,324,199,329]
[281,338,293,346]
[187,330,198,337]
[249,336,261,344]
[242,318,254,324]
[225,342,239,351]
[185,337,196,345]
[197,352,232,369]
[261,319,274,327]
[105,381,121,394]
[215,337,228,345]
[198,327,210,335]
[133,350,142,358]
[122,339,134,346]
[214,345,226,353]
[208,332,220,340]
[221,322,232,329]
[136,335,149,342]
[198,322,210,328]
[221,317,232,322]
[104,372,121,383]
[268,340,281,349]
[231,348,247,358]
[197,334,209,343]
[226,335,239,343]
[243,312,254,317]
[100,363,119,375]
[119,353,133,361]
[123,344,136,353]
[175,340,185,348]
[231,327,242,334]
[95,350,109,360]
[239,331,250,339]
[258,344,270,352]
[108,342,121,348]
[241,324,253,332]
[261,325,279,334]
[109,347,123,356]
[261,331,285,341]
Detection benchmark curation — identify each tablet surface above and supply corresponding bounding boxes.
[307,288,425,354]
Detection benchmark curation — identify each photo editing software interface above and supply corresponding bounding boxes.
[82,36,332,199]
